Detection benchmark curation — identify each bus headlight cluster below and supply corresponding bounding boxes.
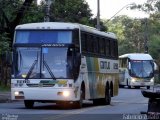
[14,91,19,96]
[57,91,70,97]
[150,78,154,82]
[63,91,70,97]
[14,91,24,96]
[131,78,136,82]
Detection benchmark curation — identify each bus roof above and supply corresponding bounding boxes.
[15,22,117,39]
[119,53,153,60]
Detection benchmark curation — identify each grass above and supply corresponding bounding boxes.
[0,85,10,92]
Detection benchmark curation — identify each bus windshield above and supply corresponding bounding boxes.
[14,47,73,79]
[130,60,154,78]
[15,30,72,43]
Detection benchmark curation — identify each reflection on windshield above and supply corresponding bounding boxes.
[15,48,40,79]
[15,31,72,44]
[14,47,73,79]
[42,48,68,78]
[130,60,154,78]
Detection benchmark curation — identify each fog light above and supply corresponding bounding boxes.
[63,91,70,97]
[14,91,19,96]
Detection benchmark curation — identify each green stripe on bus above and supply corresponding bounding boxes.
[94,58,99,71]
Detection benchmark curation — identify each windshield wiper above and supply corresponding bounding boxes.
[25,60,38,80]
[43,60,56,80]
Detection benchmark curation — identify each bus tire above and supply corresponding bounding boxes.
[110,83,113,97]
[93,99,101,105]
[127,80,131,89]
[119,84,124,88]
[24,100,34,109]
[73,89,83,108]
[103,85,111,105]
[58,101,70,109]
[147,86,150,89]
[135,86,140,89]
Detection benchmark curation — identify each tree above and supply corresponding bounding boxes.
[0,0,35,46]
[50,0,93,25]
[0,0,102,46]
[0,33,10,54]
[104,16,146,55]
[115,0,160,70]
[133,0,160,64]
[131,0,160,14]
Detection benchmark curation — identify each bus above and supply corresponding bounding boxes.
[119,53,155,89]
[11,22,119,108]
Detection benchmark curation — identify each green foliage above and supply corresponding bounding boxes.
[131,0,160,13]
[118,40,136,55]
[104,19,125,41]
[0,33,10,54]
[0,0,97,45]
[0,85,10,91]
[104,16,147,55]
[21,2,45,23]
[50,0,93,25]
[149,35,160,63]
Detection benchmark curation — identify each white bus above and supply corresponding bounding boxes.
[119,53,155,89]
[11,22,119,108]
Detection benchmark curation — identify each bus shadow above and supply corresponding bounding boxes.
[120,86,148,90]
[21,102,96,110]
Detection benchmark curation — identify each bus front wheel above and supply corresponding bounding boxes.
[147,86,150,89]
[73,90,83,108]
[24,100,34,109]
[127,80,131,89]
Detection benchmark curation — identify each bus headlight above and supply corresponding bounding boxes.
[63,91,70,97]
[150,78,154,82]
[131,78,136,82]
[14,91,19,96]
[22,74,27,78]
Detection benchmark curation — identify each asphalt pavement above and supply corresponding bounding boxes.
[0,91,11,103]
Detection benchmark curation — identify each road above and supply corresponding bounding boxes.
[0,88,149,120]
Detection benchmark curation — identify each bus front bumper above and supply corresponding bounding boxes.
[11,88,79,102]
[130,81,154,87]
[129,77,154,87]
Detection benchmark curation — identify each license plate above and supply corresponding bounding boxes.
[141,82,145,85]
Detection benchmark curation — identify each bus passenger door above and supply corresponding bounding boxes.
[119,68,125,84]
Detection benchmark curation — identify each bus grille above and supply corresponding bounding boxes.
[26,83,55,87]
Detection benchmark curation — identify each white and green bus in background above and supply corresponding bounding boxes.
[11,22,119,108]
[119,53,155,89]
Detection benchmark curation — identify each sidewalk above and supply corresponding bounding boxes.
[0,92,11,103]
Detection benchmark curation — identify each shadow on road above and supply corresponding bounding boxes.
[19,102,98,110]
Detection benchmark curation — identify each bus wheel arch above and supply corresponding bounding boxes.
[73,81,85,108]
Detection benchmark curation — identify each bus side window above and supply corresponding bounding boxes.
[93,36,99,54]
[73,29,79,46]
[87,35,93,53]
[105,38,110,57]
[115,41,118,58]
[110,40,116,58]
[81,33,87,52]
[99,38,105,56]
